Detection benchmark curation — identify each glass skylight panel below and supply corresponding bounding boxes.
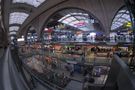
[117,18,127,23]
[122,14,129,18]
[58,14,71,22]
[9,31,16,35]
[119,10,126,13]
[75,16,87,20]
[65,18,74,22]
[68,17,76,21]
[58,12,94,31]
[12,0,46,7]
[121,14,130,21]
[111,22,123,30]
[68,23,73,26]
[71,13,88,16]
[90,19,95,23]
[114,24,120,27]
[9,12,29,24]
[113,18,118,22]
[84,19,89,23]
[62,20,69,24]
[115,13,122,18]
[114,22,123,26]
[72,20,80,25]
[59,13,88,23]
[126,10,129,14]
[111,24,119,30]
[82,13,89,16]
[111,26,115,30]
[70,13,78,15]
[126,16,131,21]
[9,26,19,32]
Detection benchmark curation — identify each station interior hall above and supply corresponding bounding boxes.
[0,0,135,90]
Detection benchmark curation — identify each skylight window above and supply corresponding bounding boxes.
[58,13,94,31]
[9,26,19,32]
[71,13,89,16]
[117,18,127,23]
[122,14,129,18]
[111,9,131,30]
[115,14,122,18]
[75,16,86,20]
[12,0,46,7]
[119,10,126,13]
[9,31,16,35]
[9,12,29,24]
[68,17,76,21]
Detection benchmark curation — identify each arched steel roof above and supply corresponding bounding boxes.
[17,0,125,37]
[2,0,125,39]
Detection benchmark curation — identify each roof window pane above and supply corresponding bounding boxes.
[9,26,20,32]
[117,18,127,23]
[68,17,76,21]
[9,12,29,24]
[115,13,122,18]
[75,16,86,20]
[119,10,126,13]
[111,8,132,30]
[12,0,46,7]
[9,31,16,35]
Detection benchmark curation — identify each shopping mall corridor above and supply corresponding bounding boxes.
[1,0,135,90]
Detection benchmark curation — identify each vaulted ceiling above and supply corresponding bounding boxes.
[3,0,125,39]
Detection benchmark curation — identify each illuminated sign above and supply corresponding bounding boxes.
[125,22,132,27]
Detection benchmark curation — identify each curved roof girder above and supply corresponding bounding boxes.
[10,8,30,15]
[17,0,70,36]
[9,24,21,27]
[10,3,34,13]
